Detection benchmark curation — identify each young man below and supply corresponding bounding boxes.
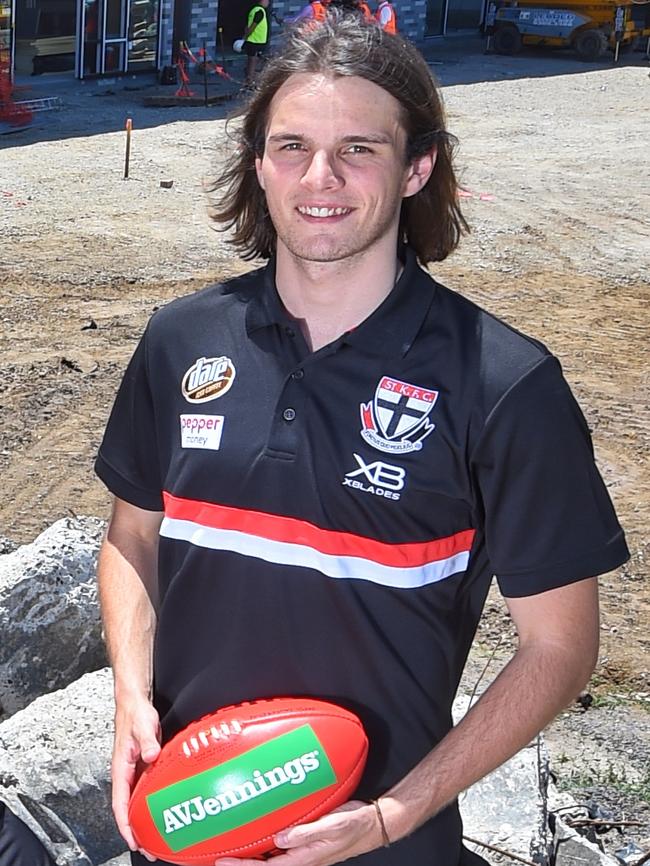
[241,0,270,85]
[96,14,628,866]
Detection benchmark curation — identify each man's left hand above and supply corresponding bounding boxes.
[214,800,383,866]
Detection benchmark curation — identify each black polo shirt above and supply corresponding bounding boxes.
[96,249,628,866]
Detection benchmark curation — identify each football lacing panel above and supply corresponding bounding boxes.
[181,720,243,757]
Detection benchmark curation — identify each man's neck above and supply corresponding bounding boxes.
[274,244,403,352]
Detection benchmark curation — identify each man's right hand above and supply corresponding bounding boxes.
[97,498,163,859]
[112,694,162,858]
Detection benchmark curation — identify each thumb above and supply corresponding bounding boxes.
[140,738,161,763]
[135,714,162,764]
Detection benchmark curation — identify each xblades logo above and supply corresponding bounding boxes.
[343,453,405,501]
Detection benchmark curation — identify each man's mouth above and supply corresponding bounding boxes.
[296,206,352,218]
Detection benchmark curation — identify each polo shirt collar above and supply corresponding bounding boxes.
[245,258,289,333]
[245,247,437,358]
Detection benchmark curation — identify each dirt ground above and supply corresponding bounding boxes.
[1,42,649,861]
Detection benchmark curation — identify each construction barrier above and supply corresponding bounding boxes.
[0,50,32,127]
[176,40,236,96]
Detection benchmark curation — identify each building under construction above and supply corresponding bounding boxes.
[0,0,488,82]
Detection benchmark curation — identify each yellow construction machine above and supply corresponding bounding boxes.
[486,0,650,59]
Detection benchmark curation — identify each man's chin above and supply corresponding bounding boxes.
[283,240,362,264]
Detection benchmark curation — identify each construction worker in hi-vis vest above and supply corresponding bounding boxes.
[242,0,270,84]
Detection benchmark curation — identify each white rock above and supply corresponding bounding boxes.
[0,668,122,866]
[0,517,107,717]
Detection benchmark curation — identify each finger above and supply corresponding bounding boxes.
[216,854,298,866]
[112,792,137,849]
[215,859,274,866]
[139,737,162,764]
[112,734,145,850]
[134,711,162,764]
[116,818,137,852]
[275,815,338,848]
[277,799,368,848]
[112,760,138,849]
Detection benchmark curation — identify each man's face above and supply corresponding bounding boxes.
[255,73,432,265]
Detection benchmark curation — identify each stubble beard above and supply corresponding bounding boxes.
[270,202,403,265]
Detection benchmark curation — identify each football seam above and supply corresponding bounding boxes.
[148,709,364,769]
[129,710,366,821]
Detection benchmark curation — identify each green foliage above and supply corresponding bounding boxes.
[556,760,650,805]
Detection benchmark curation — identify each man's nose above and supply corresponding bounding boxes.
[300,150,343,190]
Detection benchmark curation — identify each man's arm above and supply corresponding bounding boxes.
[97,497,164,854]
[380,577,599,834]
[216,577,599,866]
[379,4,392,25]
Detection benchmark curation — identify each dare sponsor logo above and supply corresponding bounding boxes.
[180,415,225,451]
[360,376,438,455]
[182,357,236,404]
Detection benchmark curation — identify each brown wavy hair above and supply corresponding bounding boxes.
[209,13,468,263]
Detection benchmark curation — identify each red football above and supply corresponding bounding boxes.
[128,697,368,864]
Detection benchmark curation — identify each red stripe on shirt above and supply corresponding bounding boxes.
[163,491,475,569]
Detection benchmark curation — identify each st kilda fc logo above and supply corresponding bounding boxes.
[360,376,438,454]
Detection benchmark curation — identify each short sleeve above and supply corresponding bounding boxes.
[94,328,164,511]
[472,356,628,597]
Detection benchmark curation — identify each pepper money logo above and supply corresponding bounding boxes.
[182,356,236,404]
[360,376,438,455]
[146,725,336,852]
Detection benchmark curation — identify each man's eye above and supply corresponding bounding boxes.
[345,145,371,154]
[280,142,304,151]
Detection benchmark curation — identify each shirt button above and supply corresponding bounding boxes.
[291,369,304,380]
[285,326,296,338]
[283,408,296,422]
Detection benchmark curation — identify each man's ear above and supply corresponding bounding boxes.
[255,155,265,190]
[403,148,437,199]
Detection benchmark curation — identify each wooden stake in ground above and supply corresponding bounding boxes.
[124,118,132,180]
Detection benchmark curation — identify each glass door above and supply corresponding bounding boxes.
[425,0,446,35]
[77,0,103,75]
[127,0,158,71]
[77,0,158,77]
[102,0,128,72]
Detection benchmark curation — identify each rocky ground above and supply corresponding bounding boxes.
[1,40,649,864]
